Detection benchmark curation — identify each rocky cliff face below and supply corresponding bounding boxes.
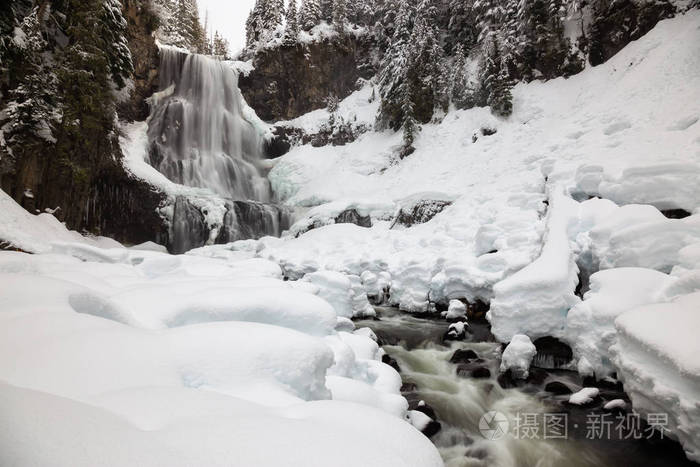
[239,34,376,122]
[0,0,165,246]
[117,0,162,122]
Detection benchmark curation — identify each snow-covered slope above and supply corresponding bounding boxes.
[254,11,700,460]
[0,188,123,253]
[263,10,699,312]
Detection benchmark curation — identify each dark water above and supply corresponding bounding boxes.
[355,307,695,467]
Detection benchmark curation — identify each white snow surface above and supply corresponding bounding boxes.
[612,292,700,462]
[0,245,442,466]
[261,12,700,328]
[568,387,600,405]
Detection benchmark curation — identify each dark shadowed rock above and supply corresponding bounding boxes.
[239,36,375,122]
[532,336,573,369]
[545,381,573,395]
[382,354,401,373]
[450,349,479,364]
[335,209,372,228]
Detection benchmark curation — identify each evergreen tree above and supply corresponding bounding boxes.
[473,0,504,44]
[407,1,450,117]
[400,80,418,156]
[333,0,348,32]
[447,0,478,53]
[102,0,134,87]
[212,31,230,58]
[516,0,569,79]
[284,0,300,45]
[320,0,334,22]
[348,0,373,26]
[4,7,58,143]
[377,0,414,129]
[261,0,285,41]
[246,0,264,47]
[481,38,513,117]
[449,43,475,109]
[299,0,322,32]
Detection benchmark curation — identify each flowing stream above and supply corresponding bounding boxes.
[355,307,695,467]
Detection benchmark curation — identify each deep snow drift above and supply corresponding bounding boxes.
[0,215,442,466]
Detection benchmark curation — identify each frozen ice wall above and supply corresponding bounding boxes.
[148,46,270,201]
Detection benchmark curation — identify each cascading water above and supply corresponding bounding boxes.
[355,308,695,467]
[148,46,270,200]
[146,46,290,252]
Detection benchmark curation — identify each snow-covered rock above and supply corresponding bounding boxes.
[568,387,600,405]
[500,334,537,379]
[444,299,467,320]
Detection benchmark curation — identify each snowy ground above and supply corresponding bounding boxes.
[256,11,700,461]
[0,206,441,465]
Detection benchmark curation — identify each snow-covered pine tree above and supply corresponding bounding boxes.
[348,0,373,26]
[516,0,569,79]
[408,0,449,118]
[377,0,414,129]
[3,7,58,144]
[212,31,230,58]
[299,0,322,32]
[482,37,513,117]
[102,0,134,88]
[245,0,263,47]
[450,43,475,109]
[283,0,300,45]
[473,0,504,45]
[261,0,285,41]
[400,80,418,157]
[320,0,334,23]
[447,0,478,53]
[333,0,348,32]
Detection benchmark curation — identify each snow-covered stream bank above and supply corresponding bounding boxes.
[356,308,697,467]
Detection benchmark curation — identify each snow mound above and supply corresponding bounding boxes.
[500,334,537,379]
[612,292,700,462]
[0,189,122,253]
[566,267,675,377]
[568,387,600,405]
[0,247,442,466]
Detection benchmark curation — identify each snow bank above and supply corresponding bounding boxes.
[0,246,442,466]
[302,270,375,318]
[565,267,675,377]
[488,189,581,341]
[0,189,122,253]
[612,292,700,462]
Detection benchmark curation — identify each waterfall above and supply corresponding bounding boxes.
[145,46,291,253]
[148,46,270,201]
